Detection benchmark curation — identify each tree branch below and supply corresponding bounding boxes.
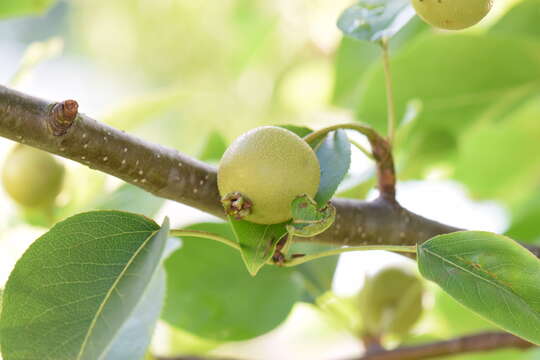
[0,85,539,257]
[3,86,536,360]
[0,85,221,217]
[154,332,535,360]
[356,332,535,360]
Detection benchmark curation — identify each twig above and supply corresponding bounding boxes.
[281,244,416,267]
[169,229,240,250]
[349,138,374,160]
[381,39,396,147]
[362,335,384,355]
[356,332,534,360]
[1,85,539,257]
[153,333,535,360]
[0,85,221,217]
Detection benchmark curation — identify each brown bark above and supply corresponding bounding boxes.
[357,332,534,360]
[0,84,538,259]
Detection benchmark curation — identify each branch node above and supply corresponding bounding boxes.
[371,136,396,202]
[48,99,78,136]
[304,123,397,202]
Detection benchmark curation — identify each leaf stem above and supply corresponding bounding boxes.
[381,38,396,147]
[349,138,374,160]
[303,123,378,145]
[281,244,417,267]
[169,229,241,251]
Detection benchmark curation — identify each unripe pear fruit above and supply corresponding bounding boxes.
[359,267,423,337]
[218,126,320,224]
[412,0,493,30]
[2,145,65,208]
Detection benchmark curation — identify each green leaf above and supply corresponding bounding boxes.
[454,97,540,202]
[314,130,351,205]
[530,349,540,360]
[455,124,535,199]
[431,288,498,336]
[163,222,302,341]
[228,217,287,276]
[290,244,339,303]
[278,125,313,138]
[359,34,540,133]
[357,34,540,177]
[490,0,540,41]
[332,18,428,109]
[0,211,170,360]
[418,231,540,345]
[332,37,381,108]
[506,188,540,243]
[102,269,166,360]
[89,184,165,218]
[337,0,415,43]
[287,194,336,238]
[198,130,228,162]
[0,0,56,19]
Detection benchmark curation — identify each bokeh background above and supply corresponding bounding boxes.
[0,0,539,359]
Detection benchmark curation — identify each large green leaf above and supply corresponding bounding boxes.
[0,0,56,19]
[359,34,540,134]
[163,222,302,341]
[454,97,540,201]
[506,187,540,243]
[228,217,287,276]
[337,0,415,43]
[0,211,170,360]
[332,18,428,109]
[314,130,351,205]
[332,37,381,108]
[490,0,540,41]
[418,231,540,345]
[357,34,540,177]
[289,243,339,303]
[102,269,166,360]
[431,288,496,336]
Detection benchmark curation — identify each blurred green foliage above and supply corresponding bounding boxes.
[163,222,302,341]
[70,0,350,152]
[1,0,540,358]
[0,0,56,19]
